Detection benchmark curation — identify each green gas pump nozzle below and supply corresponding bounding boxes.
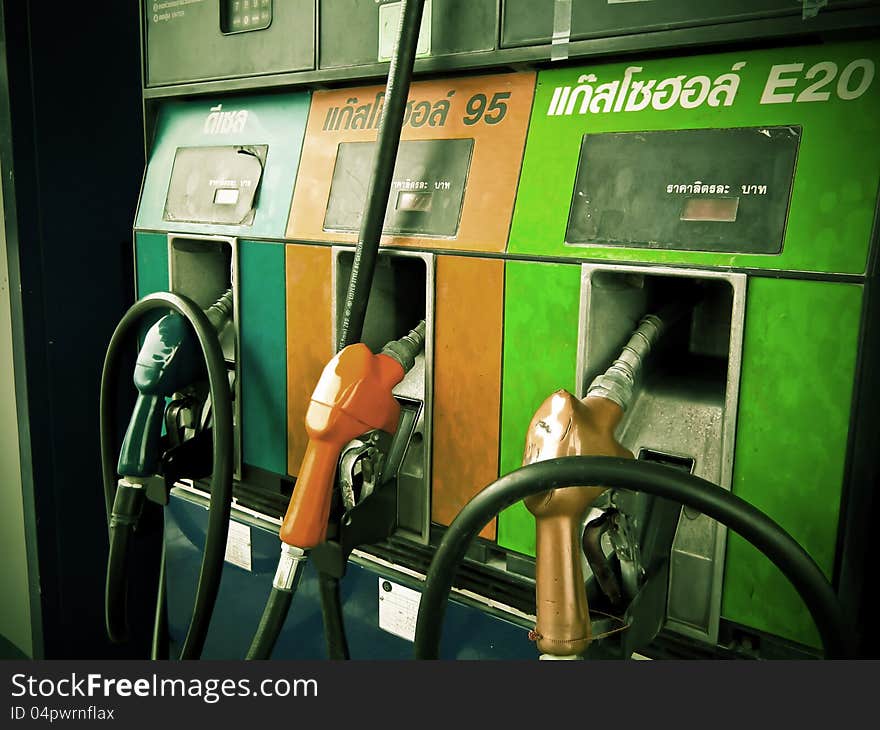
[106,289,233,647]
[116,290,232,478]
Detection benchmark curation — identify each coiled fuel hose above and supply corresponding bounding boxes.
[100,291,233,660]
[413,457,855,660]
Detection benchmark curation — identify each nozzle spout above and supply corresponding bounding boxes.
[587,297,695,411]
[380,319,426,373]
[205,289,234,331]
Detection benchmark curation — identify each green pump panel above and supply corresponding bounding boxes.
[134,91,310,479]
[501,40,879,649]
[509,41,880,273]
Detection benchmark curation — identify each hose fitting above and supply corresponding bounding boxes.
[109,478,147,529]
[204,289,234,331]
[380,320,426,373]
[273,544,307,592]
[587,314,663,411]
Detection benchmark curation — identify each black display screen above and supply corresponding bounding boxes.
[397,191,433,212]
[221,0,272,34]
[565,126,801,254]
[680,197,739,222]
[324,139,473,237]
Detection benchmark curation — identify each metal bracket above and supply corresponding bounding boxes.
[311,403,420,579]
[551,0,572,62]
[585,489,684,658]
[151,427,216,505]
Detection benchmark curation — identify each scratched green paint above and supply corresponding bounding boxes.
[510,41,880,274]
[239,240,287,476]
[722,278,862,647]
[134,231,169,297]
[134,233,288,476]
[497,260,583,556]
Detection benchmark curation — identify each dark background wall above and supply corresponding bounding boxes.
[1,0,159,658]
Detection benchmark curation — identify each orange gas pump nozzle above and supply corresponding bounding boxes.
[280,345,404,548]
[280,321,426,549]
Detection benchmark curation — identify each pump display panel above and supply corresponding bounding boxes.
[145,0,313,86]
[164,145,267,226]
[565,126,800,253]
[324,139,474,237]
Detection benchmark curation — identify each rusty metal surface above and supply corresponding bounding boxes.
[286,244,334,476]
[431,255,504,539]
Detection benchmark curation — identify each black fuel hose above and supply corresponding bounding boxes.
[246,588,294,660]
[315,0,427,663]
[413,457,855,660]
[246,543,307,660]
[319,572,351,660]
[337,0,426,351]
[100,291,233,659]
[105,513,136,644]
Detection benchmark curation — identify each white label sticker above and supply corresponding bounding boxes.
[378,578,422,642]
[224,520,252,571]
[377,0,432,62]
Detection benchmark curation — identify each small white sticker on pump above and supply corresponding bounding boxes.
[377,0,432,62]
[224,520,252,571]
[378,578,422,642]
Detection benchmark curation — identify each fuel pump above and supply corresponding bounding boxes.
[245,0,428,660]
[100,290,234,659]
[128,0,877,659]
[523,305,688,658]
[413,302,855,660]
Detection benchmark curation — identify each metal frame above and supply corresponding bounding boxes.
[167,233,243,481]
[0,35,43,657]
[331,245,436,545]
[0,0,45,659]
[577,262,747,645]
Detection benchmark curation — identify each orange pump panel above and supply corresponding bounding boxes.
[287,72,536,253]
[432,255,504,539]
[285,243,334,476]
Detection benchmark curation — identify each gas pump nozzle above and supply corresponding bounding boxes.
[110,289,234,532]
[523,304,686,659]
[116,289,233,479]
[247,322,426,659]
[106,289,233,646]
[279,320,426,549]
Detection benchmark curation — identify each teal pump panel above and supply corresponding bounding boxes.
[135,91,309,479]
[136,92,310,239]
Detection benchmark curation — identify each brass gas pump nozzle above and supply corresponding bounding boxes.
[524,308,680,659]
